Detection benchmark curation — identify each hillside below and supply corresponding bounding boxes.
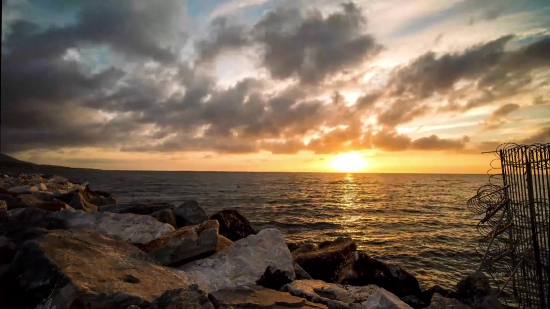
[0,153,36,167]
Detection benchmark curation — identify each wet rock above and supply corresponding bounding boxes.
[281,279,379,309]
[5,193,43,209]
[294,261,313,280]
[210,209,256,241]
[69,191,98,212]
[8,207,48,222]
[7,228,193,309]
[88,195,118,206]
[364,288,412,309]
[256,264,294,290]
[180,228,295,293]
[138,220,220,266]
[216,234,233,251]
[100,203,173,215]
[152,285,214,309]
[48,209,175,244]
[426,294,471,309]
[293,242,319,254]
[149,208,177,228]
[0,237,16,263]
[174,200,209,227]
[421,285,454,303]
[456,272,503,309]
[208,285,327,309]
[342,251,422,298]
[36,200,74,212]
[293,237,356,283]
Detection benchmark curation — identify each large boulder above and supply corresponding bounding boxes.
[210,209,256,241]
[48,209,175,245]
[88,194,118,207]
[100,203,173,215]
[149,208,177,228]
[293,237,356,283]
[294,261,313,280]
[69,191,98,212]
[364,288,412,309]
[8,207,48,222]
[456,272,503,309]
[4,193,43,210]
[281,280,379,309]
[3,228,203,309]
[256,264,294,290]
[180,228,295,293]
[138,220,220,266]
[174,200,209,227]
[36,200,74,212]
[342,251,422,298]
[0,236,16,263]
[216,234,233,251]
[208,285,327,309]
[426,294,471,309]
[421,285,455,304]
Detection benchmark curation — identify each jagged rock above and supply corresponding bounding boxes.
[138,220,220,266]
[53,189,67,197]
[149,208,177,228]
[421,285,455,304]
[48,209,175,244]
[69,191,98,212]
[0,200,7,222]
[5,194,43,209]
[0,236,16,263]
[37,183,47,191]
[281,279,379,309]
[256,264,294,290]
[8,207,48,222]
[5,228,195,309]
[216,234,233,251]
[456,272,503,309]
[88,195,118,206]
[7,185,31,193]
[208,285,327,309]
[293,242,319,254]
[180,228,295,293]
[342,251,422,298]
[32,190,54,199]
[294,261,313,280]
[36,200,74,212]
[152,285,214,309]
[210,209,256,241]
[364,288,412,309]
[48,175,68,184]
[293,237,356,283]
[100,203,173,215]
[426,294,471,309]
[400,295,427,309]
[174,200,209,227]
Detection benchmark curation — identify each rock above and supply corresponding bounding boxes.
[364,288,412,309]
[37,183,47,191]
[88,194,118,206]
[32,190,54,199]
[36,200,74,212]
[294,261,313,280]
[149,208,177,228]
[342,251,422,298]
[256,264,294,290]
[174,200,209,227]
[100,203,173,215]
[421,285,455,304]
[208,285,327,309]
[180,228,295,293]
[210,209,256,241]
[293,237,356,284]
[293,242,319,254]
[48,175,68,184]
[53,189,67,197]
[153,285,214,309]
[0,200,7,222]
[48,209,175,244]
[456,272,503,309]
[399,295,427,309]
[281,279,379,309]
[8,207,48,222]
[6,228,194,309]
[69,191,98,212]
[426,294,471,309]
[7,185,31,193]
[138,220,220,266]
[0,237,16,264]
[216,234,233,252]
[5,193,44,209]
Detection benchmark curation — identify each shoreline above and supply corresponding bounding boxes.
[0,172,504,309]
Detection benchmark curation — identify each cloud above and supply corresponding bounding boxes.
[196,17,250,63]
[480,103,520,130]
[520,126,550,144]
[411,135,470,150]
[371,129,411,152]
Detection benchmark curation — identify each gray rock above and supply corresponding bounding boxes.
[364,288,412,309]
[216,234,233,252]
[256,263,294,290]
[7,228,196,309]
[281,279,379,309]
[208,285,327,309]
[294,261,313,280]
[456,272,503,309]
[8,207,48,222]
[400,295,427,309]
[210,209,256,241]
[69,191,98,212]
[138,220,220,266]
[48,210,175,244]
[88,195,118,206]
[100,203,173,215]
[174,200,208,227]
[150,208,177,228]
[5,194,44,210]
[180,228,295,293]
[426,294,472,309]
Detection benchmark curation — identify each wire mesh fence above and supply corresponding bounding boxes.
[468,143,549,308]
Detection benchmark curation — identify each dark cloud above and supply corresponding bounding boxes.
[533,96,550,105]
[520,127,550,144]
[371,130,411,152]
[377,100,429,127]
[480,103,520,130]
[411,135,470,150]
[254,2,382,84]
[196,17,250,63]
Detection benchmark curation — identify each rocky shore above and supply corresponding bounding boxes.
[0,173,504,309]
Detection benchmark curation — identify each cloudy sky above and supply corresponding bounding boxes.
[1,0,549,173]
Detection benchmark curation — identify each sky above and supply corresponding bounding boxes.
[1,0,549,173]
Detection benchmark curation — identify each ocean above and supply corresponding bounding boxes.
[24,170,489,290]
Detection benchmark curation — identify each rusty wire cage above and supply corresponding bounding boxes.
[468,143,549,308]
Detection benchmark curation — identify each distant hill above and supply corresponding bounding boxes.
[0,153,99,170]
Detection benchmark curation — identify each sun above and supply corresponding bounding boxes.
[331,152,367,173]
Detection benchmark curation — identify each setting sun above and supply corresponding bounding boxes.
[331,152,367,172]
